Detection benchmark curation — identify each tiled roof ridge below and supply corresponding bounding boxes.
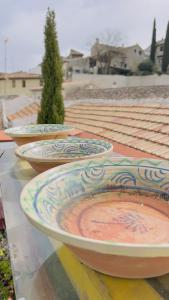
[66,111,158,130]
[66,111,160,130]
[7,102,169,159]
[8,102,39,121]
[66,108,169,125]
[66,119,169,159]
[65,115,169,146]
[67,105,169,116]
[70,103,169,109]
[65,104,169,159]
[0,71,41,80]
[66,118,169,156]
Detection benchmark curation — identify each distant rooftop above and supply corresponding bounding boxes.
[156,39,165,46]
[91,40,144,58]
[67,49,84,59]
[0,71,41,80]
[145,38,165,54]
[70,49,84,55]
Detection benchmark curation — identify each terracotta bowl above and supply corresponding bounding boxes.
[15,138,113,172]
[5,124,74,145]
[20,157,169,278]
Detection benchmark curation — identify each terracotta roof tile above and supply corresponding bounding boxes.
[133,130,155,139]
[0,71,41,80]
[65,121,104,134]
[153,146,169,155]
[160,151,169,159]
[160,125,169,134]
[65,104,169,158]
[70,104,169,116]
[8,115,15,121]
[7,102,169,160]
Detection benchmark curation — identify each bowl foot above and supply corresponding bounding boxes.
[67,245,169,279]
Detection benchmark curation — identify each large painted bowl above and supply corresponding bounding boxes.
[15,138,113,172]
[5,124,73,145]
[20,157,169,278]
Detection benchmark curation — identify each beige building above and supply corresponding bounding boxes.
[155,39,165,70]
[64,56,92,75]
[124,44,146,72]
[0,71,42,98]
[91,39,146,73]
[63,49,93,78]
[145,39,166,71]
[67,49,84,59]
[63,40,146,76]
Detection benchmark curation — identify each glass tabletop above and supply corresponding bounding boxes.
[2,143,167,300]
[0,143,80,300]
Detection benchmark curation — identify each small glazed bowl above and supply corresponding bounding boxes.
[20,157,169,278]
[5,124,74,145]
[15,138,113,172]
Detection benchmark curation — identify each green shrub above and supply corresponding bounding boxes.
[162,22,169,73]
[37,8,64,124]
[138,59,154,75]
[0,231,14,299]
[156,70,162,76]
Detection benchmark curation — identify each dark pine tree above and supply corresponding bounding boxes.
[162,22,169,73]
[150,18,156,63]
[37,8,64,124]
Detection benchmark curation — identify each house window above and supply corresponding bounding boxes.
[160,46,164,51]
[22,80,26,87]
[12,79,16,88]
[134,49,137,53]
[40,78,43,86]
[139,50,142,55]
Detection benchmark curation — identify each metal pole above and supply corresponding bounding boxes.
[4,38,8,96]
[1,38,9,128]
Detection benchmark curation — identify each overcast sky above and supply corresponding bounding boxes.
[0,0,169,72]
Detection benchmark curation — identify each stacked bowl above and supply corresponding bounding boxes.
[15,137,113,172]
[5,124,74,145]
[5,124,169,279]
[20,157,169,278]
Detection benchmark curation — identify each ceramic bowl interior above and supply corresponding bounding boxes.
[5,124,73,137]
[21,157,169,259]
[15,138,113,162]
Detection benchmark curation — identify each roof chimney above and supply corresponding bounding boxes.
[96,38,99,44]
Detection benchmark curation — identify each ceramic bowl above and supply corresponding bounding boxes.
[20,157,169,278]
[5,124,73,145]
[15,138,113,172]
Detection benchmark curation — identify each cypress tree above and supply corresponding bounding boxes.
[162,22,169,73]
[150,18,156,63]
[37,8,64,124]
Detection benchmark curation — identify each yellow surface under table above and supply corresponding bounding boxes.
[56,244,169,300]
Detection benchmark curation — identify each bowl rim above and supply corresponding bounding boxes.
[20,156,169,257]
[5,124,73,137]
[15,138,113,162]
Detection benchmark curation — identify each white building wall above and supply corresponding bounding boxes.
[0,78,41,97]
[72,73,169,88]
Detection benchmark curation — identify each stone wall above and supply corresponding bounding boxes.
[65,85,169,100]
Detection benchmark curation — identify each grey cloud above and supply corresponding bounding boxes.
[0,0,169,71]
